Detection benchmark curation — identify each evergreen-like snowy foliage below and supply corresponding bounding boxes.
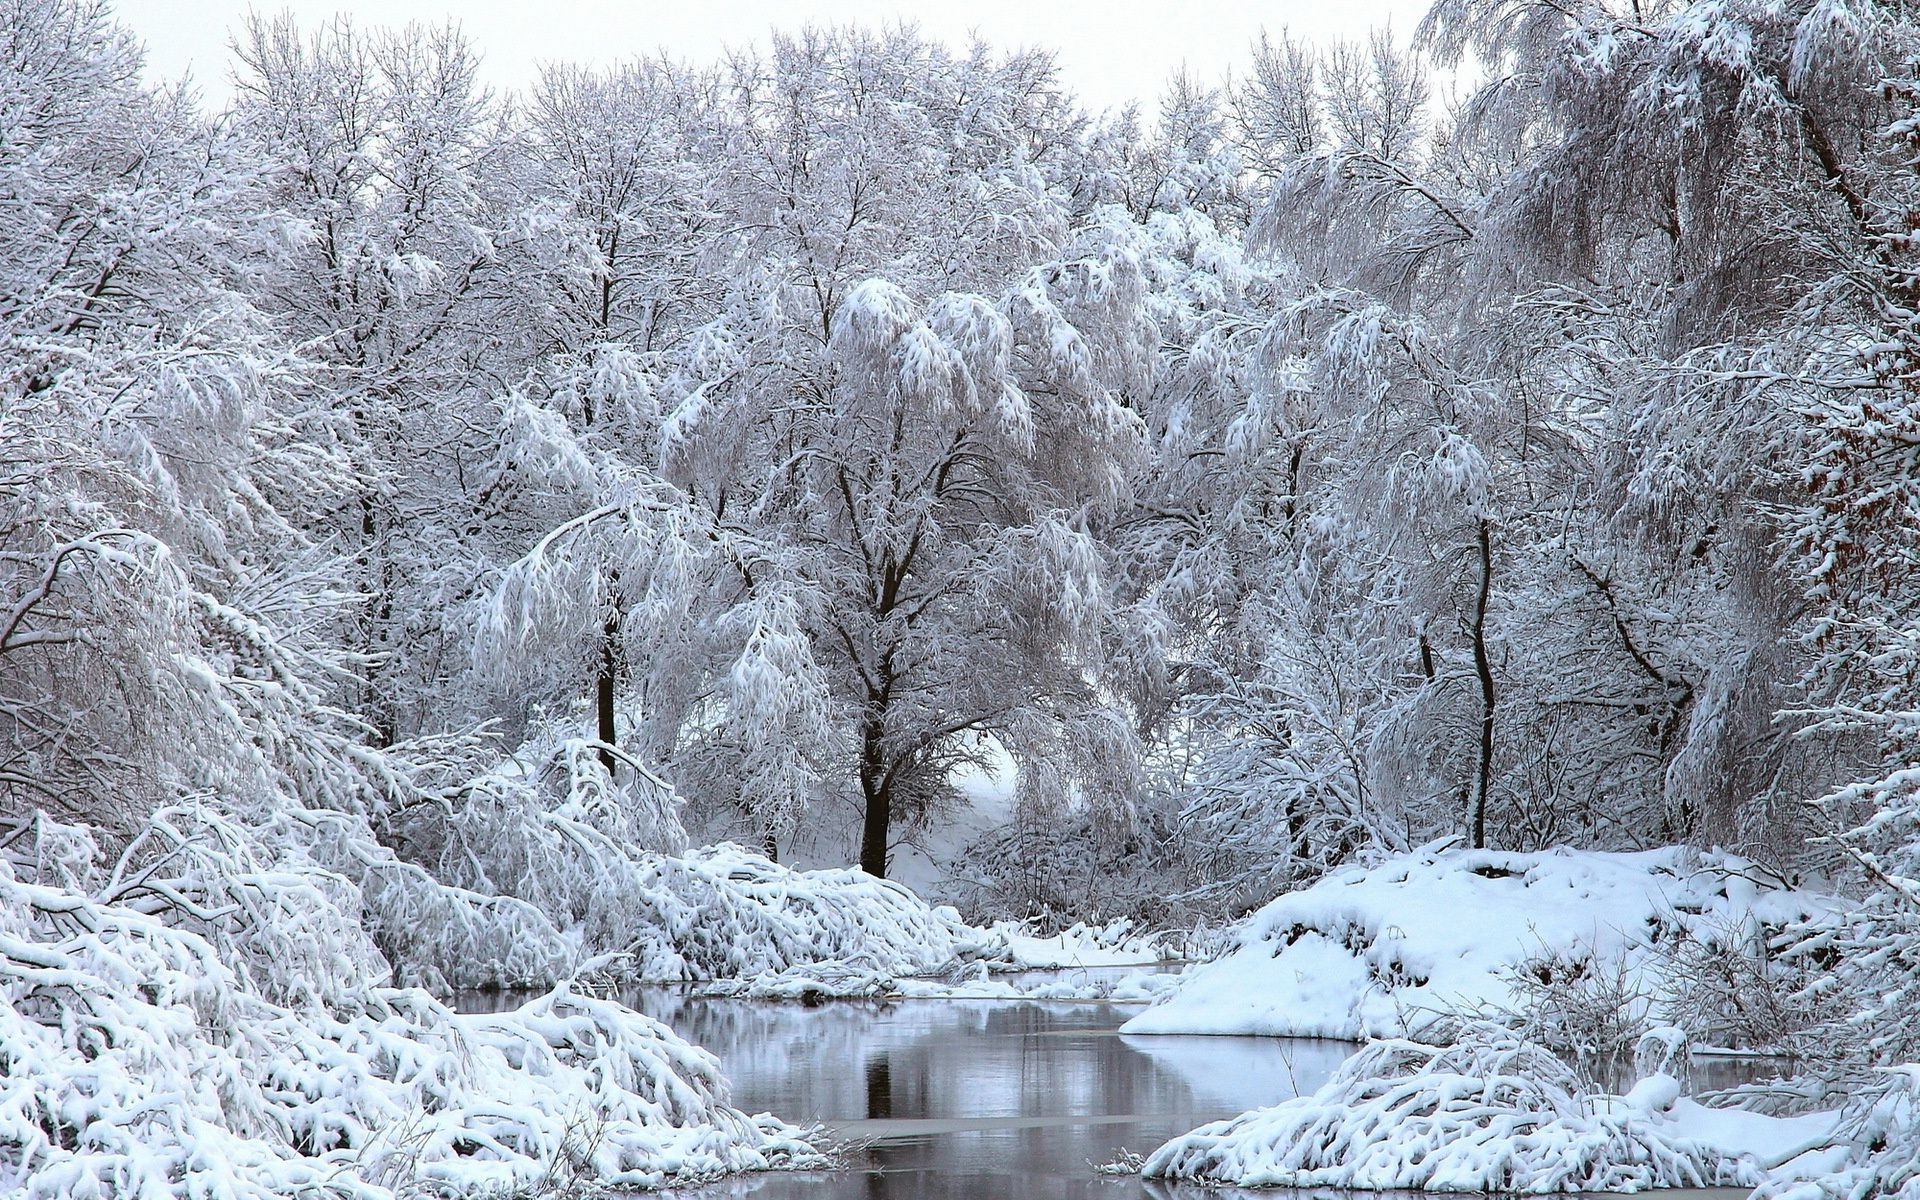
[1139,1024,1761,1192]
[1123,844,1838,1042]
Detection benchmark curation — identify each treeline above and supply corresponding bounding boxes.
[6,0,1920,938]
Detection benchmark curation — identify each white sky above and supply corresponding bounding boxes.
[120,0,1426,113]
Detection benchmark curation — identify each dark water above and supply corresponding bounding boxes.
[637,994,1352,1200]
[451,984,1783,1199]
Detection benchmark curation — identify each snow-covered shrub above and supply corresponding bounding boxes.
[1122,844,1841,1041]
[1751,1068,1920,1200]
[1139,1023,1761,1192]
[384,731,977,988]
[294,804,578,993]
[1503,943,1654,1080]
[1652,910,1835,1057]
[645,845,974,981]
[954,808,1181,926]
[0,819,821,1199]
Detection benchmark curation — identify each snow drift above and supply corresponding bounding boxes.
[1139,1023,1761,1192]
[1122,843,1838,1041]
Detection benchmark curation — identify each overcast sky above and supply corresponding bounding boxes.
[121,0,1426,113]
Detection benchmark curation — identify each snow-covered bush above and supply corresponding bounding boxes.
[1503,943,1654,1081]
[1138,1023,1760,1192]
[0,819,821,1199]
[1749,1067,1920,1200]
[1652,910,1836,1060]
[1121,844,1840,1041]
[953,808,1182,926]
[379,728,981,989]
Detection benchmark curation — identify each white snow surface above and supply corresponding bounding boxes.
[1122,843,1840,1040]
[0,853,821,1199]
[991,917,1173,969]
[1751,1067,1920,1200]
[1139,1023,1767,1192]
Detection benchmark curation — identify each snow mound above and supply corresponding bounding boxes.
[1139,1023,1761,1192]
[1122,843,1837,1040]
[0,826,820,1198]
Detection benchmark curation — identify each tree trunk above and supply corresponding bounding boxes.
[596,607,619,777]
[1469,516,1496,850]
[859,708,891,878]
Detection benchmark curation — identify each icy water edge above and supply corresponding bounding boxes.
[455,983,1765,1200]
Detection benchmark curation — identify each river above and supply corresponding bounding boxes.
[457,979,1776,1199]
[642,989,1348,1199]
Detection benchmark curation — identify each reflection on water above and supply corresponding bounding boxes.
[626,993,1351,1200]
[449,985,1781,1199]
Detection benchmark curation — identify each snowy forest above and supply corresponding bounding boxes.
[10,0,1920,1195]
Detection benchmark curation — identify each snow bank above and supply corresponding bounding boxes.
[0,820,821,1199]
[1139,1023,1762,1192]
[1122,843,1837,1041]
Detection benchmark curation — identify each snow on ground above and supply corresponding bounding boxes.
[0,849,823,1199]
[1121,842,1840,1040]
[988,917,1173,969]
[1137,1022,1811,1192]
[1751,1068,1920,1200]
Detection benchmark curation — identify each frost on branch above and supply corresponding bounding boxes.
[0,816,820,1200]
[387,737,976,989]
[1753,1067,1920,1200]
[1140,1023,1760,1192]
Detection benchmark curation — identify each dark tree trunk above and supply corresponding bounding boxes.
[1469,517,1497,850]
[596,607,619,777]
[858,709,891,878]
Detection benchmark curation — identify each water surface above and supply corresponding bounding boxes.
[636,993,1350,1199]
[456,983,1784,1199]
